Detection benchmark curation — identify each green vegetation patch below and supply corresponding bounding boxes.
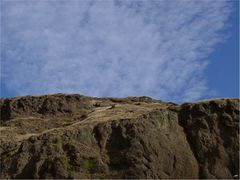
[80,157,107,174]
[56,154,69,170]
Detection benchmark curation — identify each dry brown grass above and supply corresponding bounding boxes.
[0,97,169,148]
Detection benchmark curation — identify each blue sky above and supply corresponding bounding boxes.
[0,0,239,103]
[206,0,239,99]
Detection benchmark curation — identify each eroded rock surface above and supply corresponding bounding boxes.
[0,94,239,179]
[179,99,239,179]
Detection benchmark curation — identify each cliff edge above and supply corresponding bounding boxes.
[0,94,239,179]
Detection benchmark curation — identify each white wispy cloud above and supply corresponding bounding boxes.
[1,0,233,102]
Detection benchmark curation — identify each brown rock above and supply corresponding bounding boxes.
[0,95,238,179]
[179,99,239,179]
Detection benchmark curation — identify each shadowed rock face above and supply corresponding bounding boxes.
[0,94,239,179]
[179,99,239,179]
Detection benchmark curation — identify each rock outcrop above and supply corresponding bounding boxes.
[0,94,239,179]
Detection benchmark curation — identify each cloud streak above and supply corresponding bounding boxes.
[1,0,233,102]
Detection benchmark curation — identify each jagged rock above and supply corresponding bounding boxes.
[0,94,239,179]
[178,99,239,179]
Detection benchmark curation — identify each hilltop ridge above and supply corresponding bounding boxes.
[0,94,239,179]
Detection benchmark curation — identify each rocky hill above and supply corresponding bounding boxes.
[0,94,239,179]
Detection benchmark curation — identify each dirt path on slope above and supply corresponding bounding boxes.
[15,106,112,142]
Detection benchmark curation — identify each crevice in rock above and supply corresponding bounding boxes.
[106,125,131,171]
[0,99,11,121]
[178,106,202,179]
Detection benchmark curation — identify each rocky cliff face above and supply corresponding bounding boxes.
[0,94,239,179]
